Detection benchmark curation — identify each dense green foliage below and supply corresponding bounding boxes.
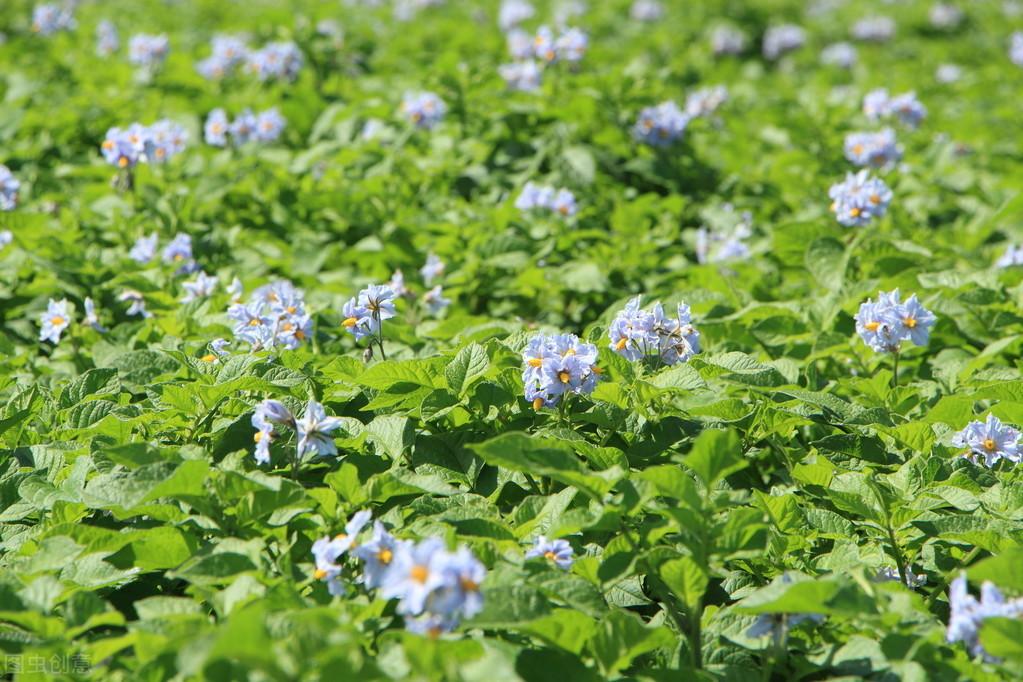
[3,0,1023,680]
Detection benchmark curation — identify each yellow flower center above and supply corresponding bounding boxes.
[295,330,305,340]
[313,568,328,580]
[615,338,628,351]
[869,194,881,205]
[903,317,917,329]
[544,550,556,561]
[852,144,864,154]
[411,565,429,584]
[864,321,880,332]
[558,371,571,384]
[983,438,997,451]
[118,157,129,168]
[201,353,216,362]
[342,317,358,328]
[50,315,66,326]
[528,357,543,367]
[287,305,297,314]
[532,397,545,411]
[249,319,261,326]
[378,548,393,564]
[849,207,862,217]
[253,431,264,443]
[460,577,478,592]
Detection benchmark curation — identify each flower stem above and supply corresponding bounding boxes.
[891,349,900,388]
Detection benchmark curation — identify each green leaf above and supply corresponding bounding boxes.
[659,556,708,609]
[586,610,675,676]
[685,428,747,489]
[445,343,490,397]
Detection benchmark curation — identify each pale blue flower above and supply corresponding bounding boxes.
[1012,32,1023,67]
[554,27,588,62]
[506,29,533,60]
[710,25,747,56]
[246,41,303,81]
[119,290,151,318]
[162,233,197,274]
[863,88,891,120]
[633,101,689,147]
[254,108,286,143]
[499,0,534,30]
[852,16,895,42]
[32,4,75,36]
[930,4,963,29]
[820,42,857,69]
[844,129,901,170]
[181,271,218,303]
[888,92,926,128]
[631,0,664,21]
[204,109,229,146]
[354,521,411,590]
[312,510,372,595]
[229,109,258,144]
[39,298,71,344]
[423,286,450,316]
[400,91,447,129]
[525,536,574,569]
[947,574,1023,661]
[380,537,451,615]
[953,414,1021,467]
[684,86,728,118]
[83,297,106,332]
[129,34,169,72]
[854,289,934,353]
[0,165,20,211]
[762,24,805,60]
[828,170,892,227]
[0,230,12,248]
[522,332,600,409]
[96,20,118,56]
[296,400,344,458]
[499,60,543,92]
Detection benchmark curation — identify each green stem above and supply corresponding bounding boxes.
[887,524,909,587]
[688,598,703,670]
[925,546,983,607]
[891,349,900,388]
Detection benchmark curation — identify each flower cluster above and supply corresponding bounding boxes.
[0,165,20,211]
[521,332,599,409]
[862,88,927,128]
[118,290,151,318]
[1012,32,1023,67]
[39,297,105,343]
[935,63,962,84]
[342,284,397,342]
[498,0,534,31]
[311,510,486,636]
[514,182,577,217]
[388,254,451,318]
[929,4,964,30]
[953,414,1021,467]
[196,34,250,80]
[684,86,728,118]
[32,4,75,36]
[696,210,752,264]
[947,575,1023,661]
[630,0,664,22]
[762,24,806,60]
[608,297,701,365]
[828,170,892,227]
[843,128,902,170]
[95,20,118,56]
[251,399,340,465]
[498,60,543,92]
[101,120,188,169]
[710,25,747,56]
[399,91,447,129]
[228,280,313,351]
[525,536,574,569]
[247,41,304,82]
[204,108,285,146]
[851,16,895,43]
[854,289,935,353]
[820,42,857,69]
[128,231,199,275]
[128,34,169,73]
[633,101,689,147]
[181,271,218,303]
[531,25,588,64]
[996,243,1023,268]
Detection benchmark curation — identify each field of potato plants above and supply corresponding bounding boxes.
[3,0,1023,679]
